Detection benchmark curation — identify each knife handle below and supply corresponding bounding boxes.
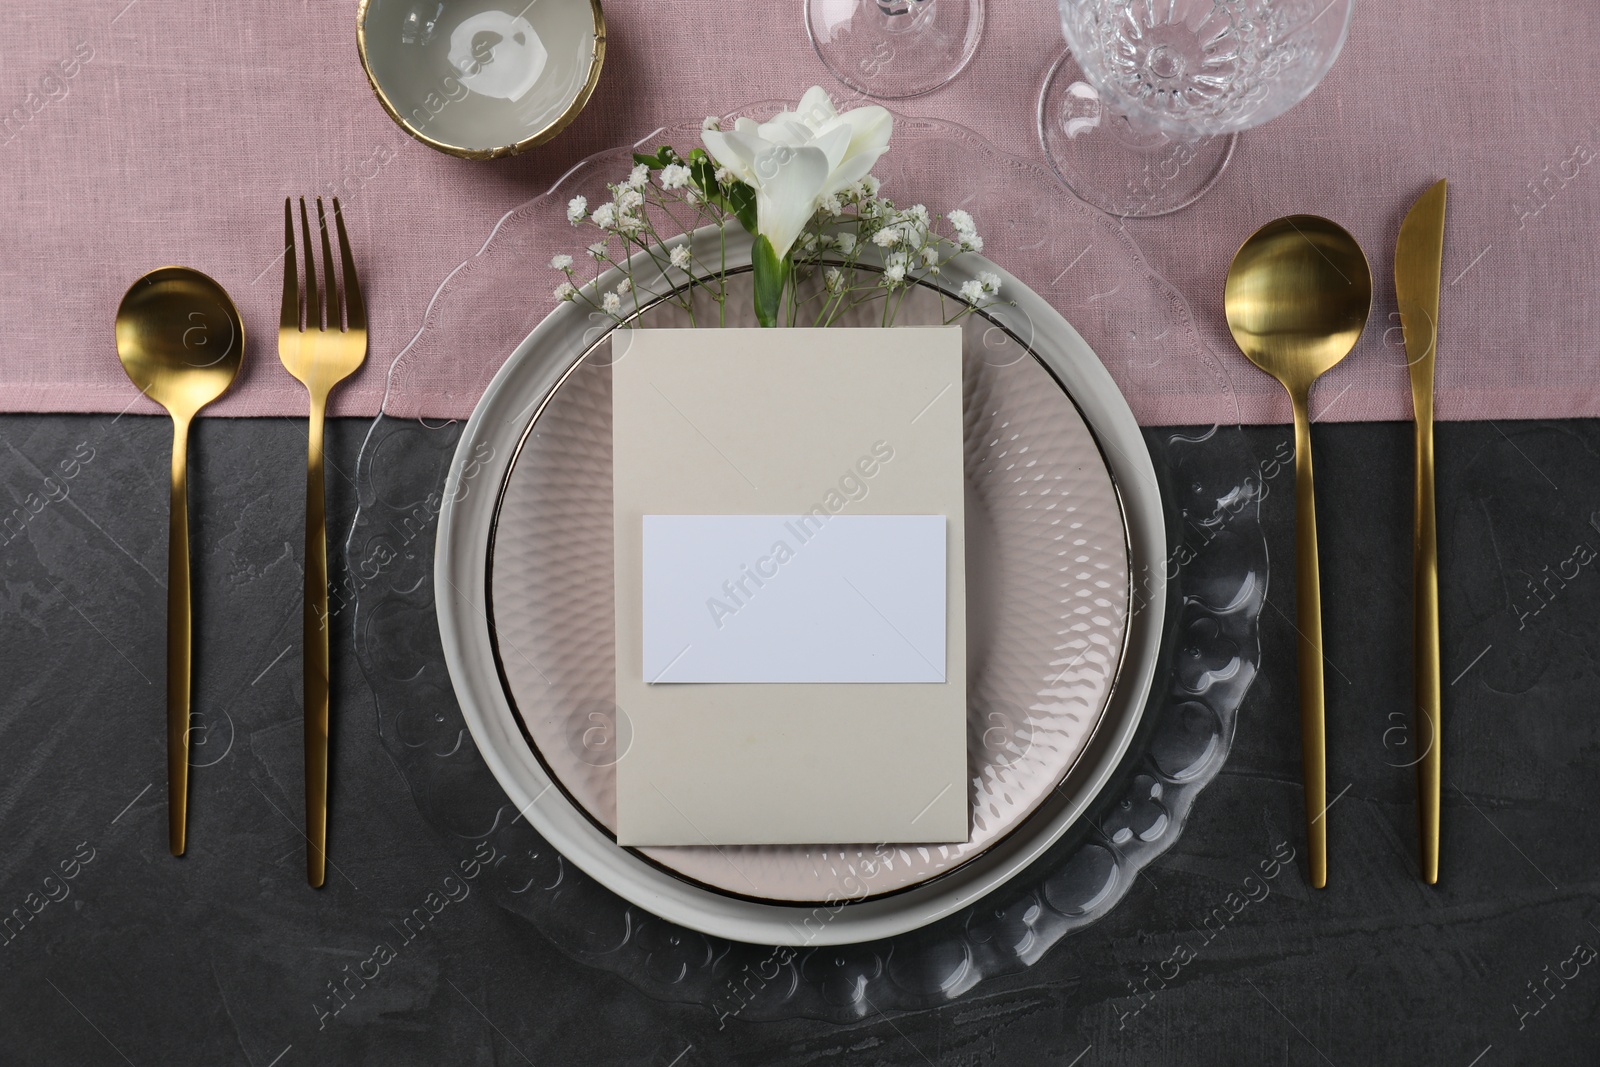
[1414,417,1441,883]
[1290,392,1328,889]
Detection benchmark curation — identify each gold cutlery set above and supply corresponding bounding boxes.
[113,187,1448,892]
[114,198,367,888]
[1227,181,1450,887]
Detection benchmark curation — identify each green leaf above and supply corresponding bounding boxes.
[752,235,789,329]
[690,156,720,199]
[724,181,758,235]
[631,150,661,168]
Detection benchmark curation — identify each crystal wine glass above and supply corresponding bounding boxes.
[1039,0,1354,216]
[806,0,985,99]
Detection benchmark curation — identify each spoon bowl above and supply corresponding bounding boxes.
[1224,215,1370,891]
[115,265,244,857]
[116,266,244,416]
[1224,215,1371,390]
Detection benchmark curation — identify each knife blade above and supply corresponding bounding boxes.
[1395,178,1447,884]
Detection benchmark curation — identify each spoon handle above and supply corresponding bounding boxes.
[1291,394,1328,888]
[167,414,192,856]
[304,392,330,888]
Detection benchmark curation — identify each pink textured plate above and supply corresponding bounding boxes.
[485,276,1132,904]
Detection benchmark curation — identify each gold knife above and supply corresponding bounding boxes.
[1395,178,1447,884]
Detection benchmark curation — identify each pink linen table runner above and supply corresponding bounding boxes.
[2,0,1596,425]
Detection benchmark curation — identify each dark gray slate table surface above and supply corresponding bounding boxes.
[1,413,1595,1066]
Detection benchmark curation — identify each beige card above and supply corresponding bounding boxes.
[611,327,968,846]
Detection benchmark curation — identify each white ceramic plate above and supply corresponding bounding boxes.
[436,230,1166,945]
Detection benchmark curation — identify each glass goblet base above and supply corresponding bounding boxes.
[1037,50,1235,218]
[807,0,984,100]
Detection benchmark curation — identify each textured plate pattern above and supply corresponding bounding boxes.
[489,281,1130,901]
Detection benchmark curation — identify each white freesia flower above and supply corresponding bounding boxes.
[701,85,893,259]
[566,196,587,224]
[550,253,573,270]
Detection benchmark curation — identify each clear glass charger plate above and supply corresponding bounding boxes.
[349,108,1267,1020]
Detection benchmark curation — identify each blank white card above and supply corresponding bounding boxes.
[642,513,947,684]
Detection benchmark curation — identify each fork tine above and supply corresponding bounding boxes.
[298,197,319,331]
[316,197,339,332]
[332,198,365,333]
[281,198,300,331]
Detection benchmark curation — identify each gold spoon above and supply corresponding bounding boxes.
[115,266,245,856]
[1225,216,1371,889]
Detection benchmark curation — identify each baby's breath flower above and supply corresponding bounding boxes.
[591,202,617,230]
[835,232,857,254]
[702,115,721,131]
[627,163,649,190]
[660,163,692,190]
[862,175,881,196]
[618,188,644,211]
[554,282,577,301]
[616,277,632,296]
[588,241,608,260]
[978,270,1001,293]
[947,208,974,235]
[959,279,985,303]
[872,228,901,248]
[961,233,985,253]
[602,291,623,315]
[669,244,692,270]
[550,253,574,271]
[713,166,732,185]
[883,261,907,285]
[824,266,843,292]
[566,196,587,224]
[906,204,930,226]
[818,194,842,217]
[921,246,940,267]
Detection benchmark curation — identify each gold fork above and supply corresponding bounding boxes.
[279,197,367,888]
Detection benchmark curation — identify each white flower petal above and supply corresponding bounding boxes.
[752,144,829,259]
[793,85,839,131]
[701,128,761,185]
